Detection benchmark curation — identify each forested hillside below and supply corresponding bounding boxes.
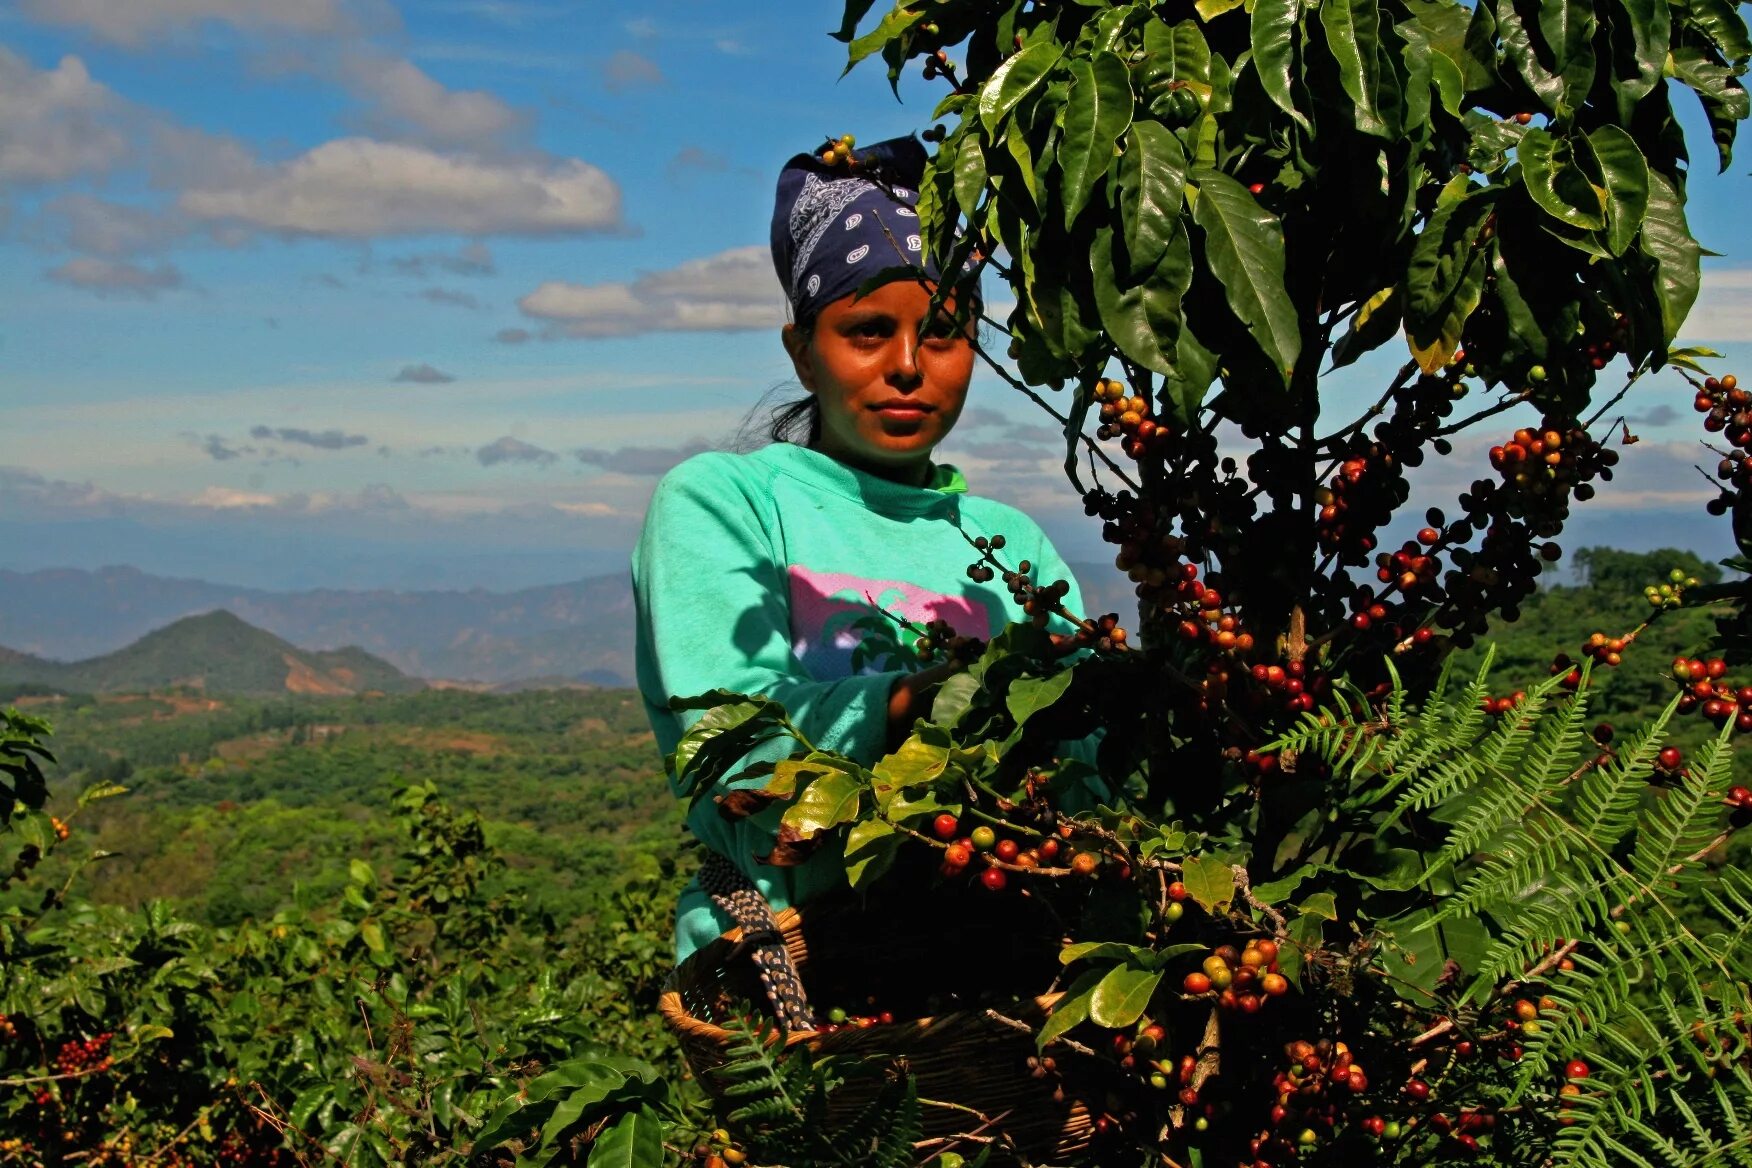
[11,684,682,928]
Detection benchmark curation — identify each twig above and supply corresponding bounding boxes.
[1232,865,1289,934]
[1433,388,1535,437]
[1315,361,1420,450]
[983,1008,1097,1057]
[1582,361,1654,430]
[968,329,1142,492]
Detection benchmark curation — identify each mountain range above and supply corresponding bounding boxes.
[0,565,638,686]
[0,564,1134,687]
[0,609,417,696]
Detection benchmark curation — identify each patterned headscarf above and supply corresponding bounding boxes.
[770,134,977,323]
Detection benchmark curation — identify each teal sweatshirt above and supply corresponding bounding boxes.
[632,442,1088,962]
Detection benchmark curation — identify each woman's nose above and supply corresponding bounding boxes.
[887,332,923,390]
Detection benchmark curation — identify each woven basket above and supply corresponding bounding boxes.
[658,884,1108,1165]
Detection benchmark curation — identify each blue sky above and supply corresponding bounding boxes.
[1,0,1749,592]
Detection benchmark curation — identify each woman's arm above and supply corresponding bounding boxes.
[635,456,927,778]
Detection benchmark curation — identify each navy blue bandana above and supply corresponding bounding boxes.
[770,134,978,322]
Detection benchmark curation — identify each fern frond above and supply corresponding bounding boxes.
[1628,727,1733,898]
[864,1075,922,1168]
[1569,697,1680,851]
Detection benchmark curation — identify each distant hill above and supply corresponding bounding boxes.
[0,610,420,696]
[0,566,635,686]
[0,563,1132,688]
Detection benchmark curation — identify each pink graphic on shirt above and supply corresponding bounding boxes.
[787,564,984,677]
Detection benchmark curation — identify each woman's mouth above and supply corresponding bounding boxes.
[870,399,935,422]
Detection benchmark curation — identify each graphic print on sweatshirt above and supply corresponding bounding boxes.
[787,564,983,678]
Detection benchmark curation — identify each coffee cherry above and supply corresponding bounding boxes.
[994,838,1020,863]
[1184,971,1213,994]
[932,813,959,840]
[1071,852,1101,875]
[1167,881,1187,901]
[1405,1078,1431,1100]
[979,867,1008,892]
[970,825,997,851]
[943,842,972,869]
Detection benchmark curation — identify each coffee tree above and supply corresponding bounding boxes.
[644,1,1752,1166]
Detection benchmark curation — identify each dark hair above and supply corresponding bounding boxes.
[732,312,822,451]
[766,396,822,445]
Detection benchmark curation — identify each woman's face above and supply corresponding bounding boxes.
[782,279,975,485]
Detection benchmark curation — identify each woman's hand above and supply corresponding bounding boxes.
[885,660,962,748]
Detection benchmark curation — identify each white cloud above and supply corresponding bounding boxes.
[40,194,192,256]
[190,485,279,509]
[178,138,622,238]
[341,55,528,149]
[517,245,783,338]
[45,257,185,298]
[1680,267,1752,343]
[551,500,616,516]
[0,50,128,186]
[601,49,664,92]
[18,0,359,48]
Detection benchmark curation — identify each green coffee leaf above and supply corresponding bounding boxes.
[1060,51,1133,227]
[1251,0,1309,131]
[585,1105,664,1168]
[979,41,1062,134]
[1188,168,1300,382]
[781,771,861,838]
[1180,854,1235,913]
[1089,961,1164,1029]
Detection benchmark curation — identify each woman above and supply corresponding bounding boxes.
[632,136,1091,978]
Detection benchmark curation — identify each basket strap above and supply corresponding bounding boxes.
[699,851,815,1034]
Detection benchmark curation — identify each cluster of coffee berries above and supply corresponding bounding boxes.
[1581,631,1632,670]
[1696,373,1752,517]
[1315,453,1401,561]
[910,617,983,666]
[1425,1106,1499,1151]
[53,1031,113,1076]
[1024,1051,1073,1114]
[0,1014,15,1041]
[209,1132,291,1168]
[1437,418,1616,641]
[932,814,1067,891]
[1671,657,1752,732]
[697,1128,748,1168]
[1110,1024,1186,1094]
[1246,660,1325,715]
[968,537,1077,631]
[1180,940,1289,1012]
[1249,1040,1373,1161]
[965,532,1006,582]
[816,1000,896,1032]
[1373,527,1445,600]
[1695,374,1747,442]
[4,842,42,891]
[1168,571,1257,654]
[50,816,69,842]
[817,133,856,168]
[920,48,955,81]
[1487,421,1613,503]
[1645,567,1701,609]
[1092,378,1170,460]
[1481,690,1526,716]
